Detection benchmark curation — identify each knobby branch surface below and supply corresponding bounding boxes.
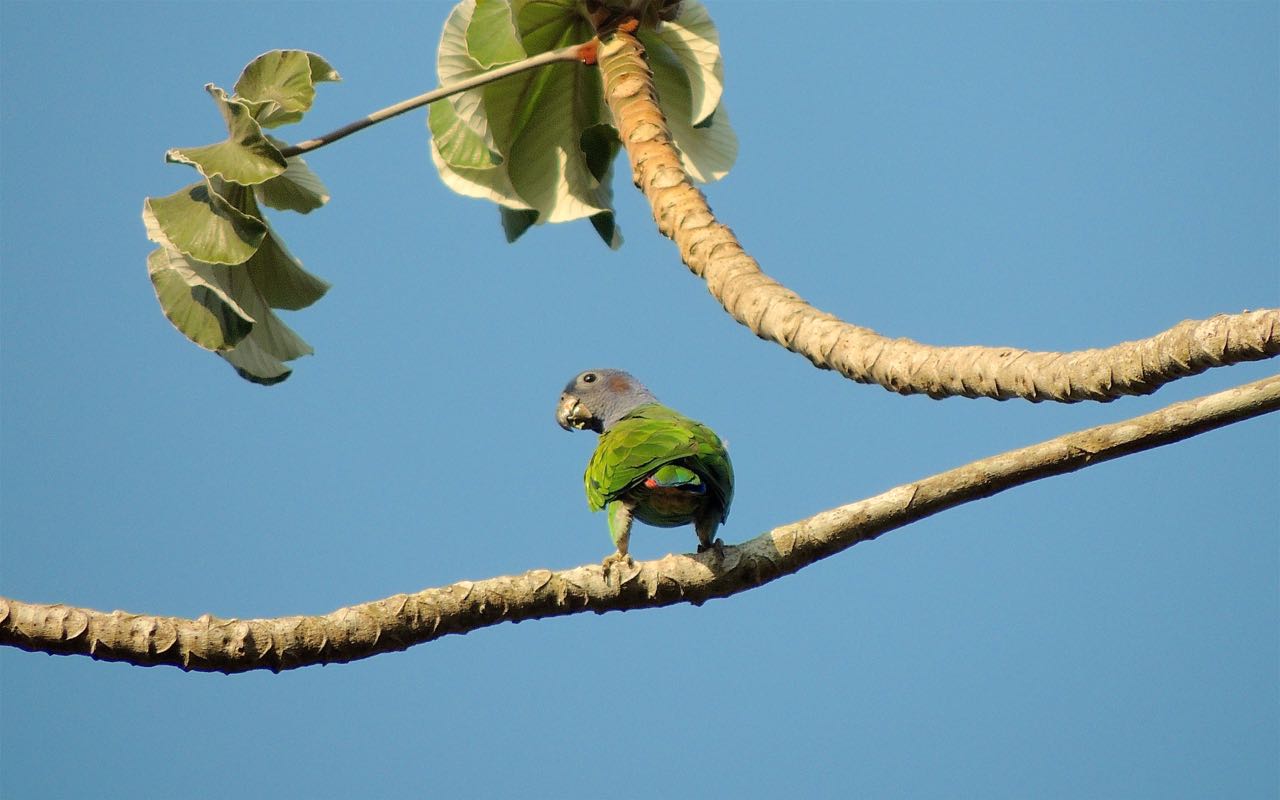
[3,374,1276,673]
[594,31,1280,403]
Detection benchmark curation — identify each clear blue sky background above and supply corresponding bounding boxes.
[2,2,1276,797]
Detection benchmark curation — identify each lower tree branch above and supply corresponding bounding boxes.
[594,30,1279,403]
[3,374,1276,673]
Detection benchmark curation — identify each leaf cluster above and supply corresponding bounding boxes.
[144,51,338,384]
[429,0,735,247]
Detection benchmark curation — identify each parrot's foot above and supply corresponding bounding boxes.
[697,538,725,558]
[601,551,635,571]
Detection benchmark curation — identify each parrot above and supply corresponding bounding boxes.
[556,369,734,567]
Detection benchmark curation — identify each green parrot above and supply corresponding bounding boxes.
[556,369,734,566]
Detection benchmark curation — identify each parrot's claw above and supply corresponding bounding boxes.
[601,551,634,574]
[697,538,725,559]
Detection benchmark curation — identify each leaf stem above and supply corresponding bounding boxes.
[279,41,596,158]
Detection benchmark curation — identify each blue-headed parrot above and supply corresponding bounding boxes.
[556,369,734,566]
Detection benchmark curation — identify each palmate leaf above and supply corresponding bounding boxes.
[212,258,314,385]
[589,210,622,249]
[468,0,526,69]
[257,137,331,214]
[432,0,614,240]
[429,93,531,210]
[245,221,331,311]
[645,0,722,125]
[234,50,341,129]
[500,207,539,242]
[581,123,623,249]
[144,180,267,265]
[492,0,612,224]
[642,30,736,183]
[430,99,499,170]
[166,86,287,186]
[220,334,294,385]
[437,0,507,149]
[146,246,254,352]
[432,0,528,211]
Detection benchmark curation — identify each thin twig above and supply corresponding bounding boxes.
[279,40,597,158]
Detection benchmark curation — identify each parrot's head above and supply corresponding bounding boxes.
[556,369,658,434]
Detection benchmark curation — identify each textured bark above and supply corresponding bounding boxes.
[595,31,1280,403]
[3,373,1276,673]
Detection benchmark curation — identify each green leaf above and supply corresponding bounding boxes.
[468,0,526,68]
[220,335,292,385]
[590,211,623,250]
[233,187,329,311]
[500,207,538,242]
[144,181,267,265]
[429,100,531,208]
[215,259,312,361]
[437,0,504,149]
[234,50,341,129]
[303,52,341,85]
[432,1,535,211]
[166,86,287,186]
[511,0,585,59]
[580,124,623,248]
[579,123,619,183]
[495,66,611,223]
[430,98,501,170]
[433,0,625,239]
[643,32,736,183]
[212,255,313,384]
[255,140,330,213]
[147,247,254,351]
[245,222,330,311]
[487,2,611,222]
[671,102,736,184]
[648,0,723,125]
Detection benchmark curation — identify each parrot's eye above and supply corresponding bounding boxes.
[582,373,597,383]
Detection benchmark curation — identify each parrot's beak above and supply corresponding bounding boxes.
[556,393,598,432]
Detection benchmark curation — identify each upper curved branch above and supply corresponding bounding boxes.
[2,373,1276,673]
[594,31,1279,402]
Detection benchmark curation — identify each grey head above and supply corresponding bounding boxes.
[556,368,658,433]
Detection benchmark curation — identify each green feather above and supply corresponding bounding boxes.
[584,403,733,527]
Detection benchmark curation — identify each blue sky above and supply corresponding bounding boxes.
[2,2,1276,797]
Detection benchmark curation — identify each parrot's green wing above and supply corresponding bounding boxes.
[584,403,734,519]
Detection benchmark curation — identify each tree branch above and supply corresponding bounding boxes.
[278,40,598,158]
[3,374,1276,673]
[594,31,1279,403]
